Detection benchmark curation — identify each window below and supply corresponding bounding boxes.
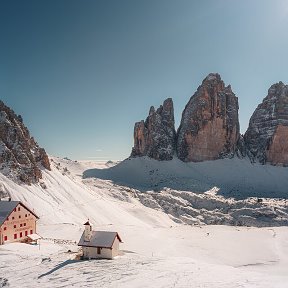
[25,231,28,236]
[18,207,20,211]
[4,227,6,231]
[30,230,33,234]
[14,225,16,228]
[20,232,22,238]
[19,215,21,219]
[97,247,101,254]
[20,224,23,227]
[4,236,7,241]
[12,217,14,220]
[14,208,16,212]
[14,234,17,239]
[24,223,26,226]
[25,214,27,217]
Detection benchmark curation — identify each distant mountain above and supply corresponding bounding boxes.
[177,73,240,162]
[130,73,288,166]
[0,100,50,184]
[245,82,288,166]
[131,98,176,160]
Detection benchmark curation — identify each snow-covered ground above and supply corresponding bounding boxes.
[1,157,288,287]
[84,157,288,199]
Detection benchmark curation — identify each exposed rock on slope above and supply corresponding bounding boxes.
[0,100,51,184]
[244,82,288,165]
[177,73,240,162]
[131,98,176,160]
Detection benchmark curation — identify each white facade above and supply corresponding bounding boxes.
[78,221,122,260]
[82,236,120,260]
[84,222,92,242]
[0,202,38,245]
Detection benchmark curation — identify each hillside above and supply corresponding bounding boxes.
[1,157,288,287]
[84,156,288,199]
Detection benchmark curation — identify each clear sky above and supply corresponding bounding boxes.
[1,0,288,160]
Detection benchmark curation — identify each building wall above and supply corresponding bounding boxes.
[83,246,113,259]
[111,238,120,258]
[0,203,37,244]
[82,238,121,260]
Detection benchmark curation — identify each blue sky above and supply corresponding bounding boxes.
[1,0,288,160]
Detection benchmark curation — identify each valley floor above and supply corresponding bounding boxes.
[1,157,288,287]
[1,225,288,288]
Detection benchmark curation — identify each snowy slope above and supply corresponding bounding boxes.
[0,157,288,287]
[84,157,288,199]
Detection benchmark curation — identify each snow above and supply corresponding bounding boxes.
[0,156,288,287]
[84,156,288,199]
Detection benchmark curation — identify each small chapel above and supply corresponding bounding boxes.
[78,220,122,260]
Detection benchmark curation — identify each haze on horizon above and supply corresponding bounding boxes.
[1,0,288,160]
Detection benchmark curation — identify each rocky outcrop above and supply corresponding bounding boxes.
[176,73,240,162]
[244,82,288,166]
[0,100,51,184]
[130,74,288,166]
[131,98,176,160]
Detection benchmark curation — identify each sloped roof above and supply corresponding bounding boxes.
[0,201,18,226]
[78,231,123,248]
[27,233,42,241]
[0,201,39,226]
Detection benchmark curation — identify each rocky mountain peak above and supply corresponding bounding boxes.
[202,73,222,83]
[244,82,288,165]
[0,100,51,184]
[131,98,176,160]
[176,73,240,162]
[129,74,288,166]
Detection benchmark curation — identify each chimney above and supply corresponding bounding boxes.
[83,220,92,242]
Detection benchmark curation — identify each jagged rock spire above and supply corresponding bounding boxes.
[0,100,51,184]
[131,98,176,160]
[176,73,240,162]
[244,82,288,165]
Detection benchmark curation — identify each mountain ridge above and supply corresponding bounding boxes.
[131,73,288,166]
[0,100,51,184]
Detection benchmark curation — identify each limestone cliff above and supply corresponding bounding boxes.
[131,98,176,160]
[244,82,288,166]
[176,73,240,162]
[0,100,51,184]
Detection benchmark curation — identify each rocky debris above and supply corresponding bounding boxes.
[244,82,288,165]
[177,73,240,162]
[0,278,9,287]
[0,100,51,184]
[131,98,176,160]
[97,177,288,227]
[136,188,288,227]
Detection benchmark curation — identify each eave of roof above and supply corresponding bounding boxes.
[19,202,39,219]
[77,243,113,249]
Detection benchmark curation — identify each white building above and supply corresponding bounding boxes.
[78,221,123,260]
